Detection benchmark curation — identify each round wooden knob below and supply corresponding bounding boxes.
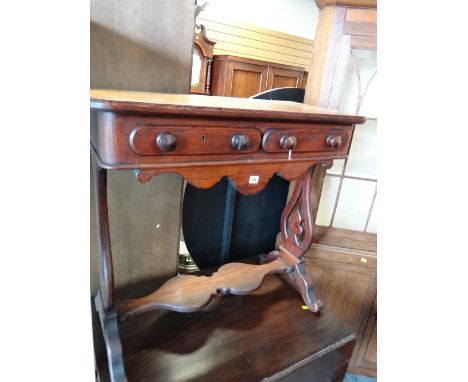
[231,135,250,151]
[326,135,343,149]
[280,135,298,150]
[156,132,178,152]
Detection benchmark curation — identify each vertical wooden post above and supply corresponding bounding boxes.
[304,0,376,221]
[92,156,115,311]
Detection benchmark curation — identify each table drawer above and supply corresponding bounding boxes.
[262,128,349,153]
[130,126,262,155]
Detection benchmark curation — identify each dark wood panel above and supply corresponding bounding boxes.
[95,273,356,382]
[90,112,356,172]
[130,125,262,155]
[262,127,349,153]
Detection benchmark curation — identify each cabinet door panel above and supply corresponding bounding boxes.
[306,257,375,330]
[352,298,377,375]
[226,61,268,98]
[267,67,304,90]
[305,246,377,378]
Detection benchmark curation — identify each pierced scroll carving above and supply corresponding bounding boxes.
[289,208,305,246]
[280,165,315,257]
[273,163,326,312]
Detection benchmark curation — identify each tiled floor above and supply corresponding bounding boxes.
[344,373,377,382]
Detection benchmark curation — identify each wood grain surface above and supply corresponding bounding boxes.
[119,258,291,319]
[94,271,356,382]
[90,89,366,125]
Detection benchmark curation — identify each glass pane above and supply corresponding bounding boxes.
[340,49,377,116]
[333,178,375,231]
[191,49,202,90]
[345,119,377,179]
[366,194,377,233]
[316,175,340,226]
[327,158,345,176]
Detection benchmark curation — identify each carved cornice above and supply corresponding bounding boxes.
[315,0,377,8]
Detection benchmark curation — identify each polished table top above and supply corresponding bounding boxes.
[90,89,365,125]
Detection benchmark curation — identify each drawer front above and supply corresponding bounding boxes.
[130,126,262,155]
[262,128,349,153]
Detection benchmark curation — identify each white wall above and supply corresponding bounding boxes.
[199,0,319,39]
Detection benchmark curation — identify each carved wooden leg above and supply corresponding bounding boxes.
[92,157,115,311]
[95,292,127,382]
[92,155,127,381]
[275,163,332,312]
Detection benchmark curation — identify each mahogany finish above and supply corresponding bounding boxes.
[94,272,356,382]
[130,125,261,156]
[119,258,291,319]
[262,127,349,153]
[90,89,365,381]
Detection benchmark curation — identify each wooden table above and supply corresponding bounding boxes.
[90,90,365,381]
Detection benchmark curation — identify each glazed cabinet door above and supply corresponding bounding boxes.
[225,61,268,98]
[266,67,304,91]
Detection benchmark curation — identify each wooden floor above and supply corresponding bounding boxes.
[93,263,357,382]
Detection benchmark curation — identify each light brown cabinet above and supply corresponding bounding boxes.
[305,226,377,377]
[211,55,304,98]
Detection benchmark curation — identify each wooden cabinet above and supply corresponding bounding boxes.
[352,297,377,376]
[211,55,304,98]
[267,66,303,89]
[305,226,377,377]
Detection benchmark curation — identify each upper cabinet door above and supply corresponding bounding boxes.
[266,67,304,91]
[225,61,268,98]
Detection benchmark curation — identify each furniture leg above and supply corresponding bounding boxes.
[92,154,127,381]
[95,292,127,382]
[92,155,115,311]
[277,163,331,312]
